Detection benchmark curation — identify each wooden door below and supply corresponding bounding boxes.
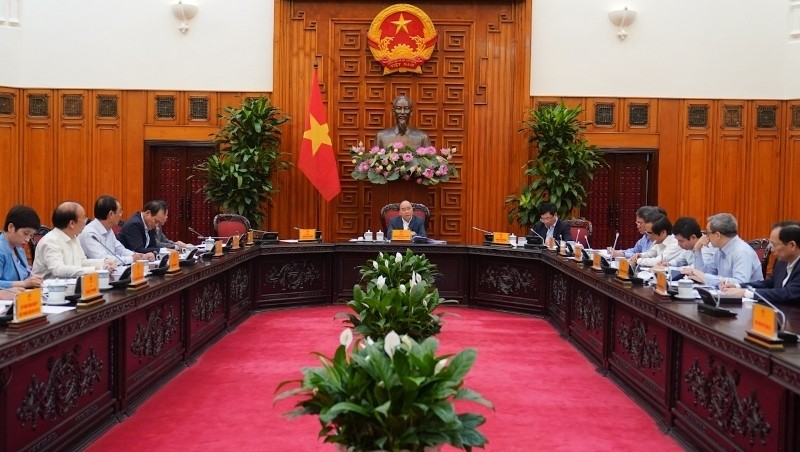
[144,142,216,244]
[582,152,652,249]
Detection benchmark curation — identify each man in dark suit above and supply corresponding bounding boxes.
[531,202,573,243]
[722,221,800,304]
[118,200,168,255]
[387,200,426,239]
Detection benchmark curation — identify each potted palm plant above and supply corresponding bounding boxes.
[275,329,493,451]
[506,102,605,227]
[194,97,291,228]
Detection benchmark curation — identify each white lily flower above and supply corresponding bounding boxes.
[366,337,374,345]
[339,328,353,347]
[400,334,413,349]
[395,252,403,263]
[434,358,448,375]
[384,331,401,357]
[373,261,379,270]
[410,271,417,288]
[416,272,422,283]
[376,275,386,290]
[399,284,406,293]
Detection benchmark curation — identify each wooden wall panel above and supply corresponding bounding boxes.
[745,101,782,239]
[654,99,681,217]
[713,100,747,219]
[92,91,123,199]
[22,90,56,221]
[0,88,21,211]
[55,90,91,208]
[783,101,800,220]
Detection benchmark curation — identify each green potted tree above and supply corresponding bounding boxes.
[275,329,493,451]
[506,102,605,227]
[194,97,291,228]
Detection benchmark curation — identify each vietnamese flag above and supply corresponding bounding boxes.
[298,68,341,201]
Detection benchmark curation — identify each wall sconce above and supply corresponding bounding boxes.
[608,6,637,41]
[171,0,198,34]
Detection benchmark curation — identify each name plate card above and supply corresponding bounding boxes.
[14,289,43,322]
[654,271,669,296]
[751,303,779,339]
[246,230,254,245]
[392,230,412,241]
[131,261,146,285]
[232,234,241,249]
[298,229,317,242]
[546,237,556,249]
[81,273,100,299]
[618,259,630,280]
[592,252,602,270]
[214,240,223,256]
[573,245,583,262]
[169,250,180,271]
[492,232,510,245]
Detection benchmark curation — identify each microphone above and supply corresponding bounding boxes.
[91,235,126,265]
[188,227,206,239]
[472,226,491,234]
[749,289,798,341]
[574,229,582,246]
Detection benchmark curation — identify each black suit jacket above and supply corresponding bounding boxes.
[745,260,800,304]
[531,219,573,243]
[387,216,426,239]
[118,213,159,254]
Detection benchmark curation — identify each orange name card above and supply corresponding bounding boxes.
[81,273,100,299]
[493,232,510,245]
[592,252,601,269]
[131,261,146,284]
[246,230,254,244]
[232,235,241,248]
[298,229,317,241]
[392,230,412,241]
[546,237,556,249]
[573,245,583,261]
[752,303,778,339]
[169,250,180,271]
[618,259,630,279]
[14,289,43,322]
[655,271,668,295]
[214,240,223,255]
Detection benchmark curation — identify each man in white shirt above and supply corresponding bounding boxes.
[32,202,115,279]
[79,195,153,265]
[631,214,683,267]
[668,216,715,268]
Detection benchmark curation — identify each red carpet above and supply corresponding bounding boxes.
[87,306,682,451]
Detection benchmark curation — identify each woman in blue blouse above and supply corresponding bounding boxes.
[0,205,43,289]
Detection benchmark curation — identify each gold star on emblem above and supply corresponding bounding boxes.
[391,13,412,34]
[303,116,332,155]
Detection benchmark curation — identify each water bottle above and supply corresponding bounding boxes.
[376,230,384,242]
[364,229,373,241]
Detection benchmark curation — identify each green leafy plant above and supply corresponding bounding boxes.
[275,330,493,451]
[358,249,438,291]
[506,102,605,227]
[193,97,291,228]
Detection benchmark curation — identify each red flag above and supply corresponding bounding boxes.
[298,68,341,201]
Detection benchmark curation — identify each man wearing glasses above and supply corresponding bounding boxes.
[79,195,154,264]
[531,202,573,243]
[609,205,661,258]
[721,221,800,304]
[630,214,683,267]
[681,213,762,287]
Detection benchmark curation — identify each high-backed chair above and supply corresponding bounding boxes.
[380,203,430,233]
[564,218,592,248]
[748,238,772,278]
[27,225,53,264]
[214,214,251,239]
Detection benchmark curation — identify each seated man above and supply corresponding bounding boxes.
[118,200,167,255]
[681,213,762,287]
[387,200,426,239]
[668,216,715,268]
[531,202,573,243]
[32,202,115,279]
[0,205,43,289]
[722,221,800,304]
[609,205,660,258]
[153,209,188,250]
[79,195,153,264]
[631,214,683,267]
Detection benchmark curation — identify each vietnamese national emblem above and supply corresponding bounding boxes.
[368,4,438,75]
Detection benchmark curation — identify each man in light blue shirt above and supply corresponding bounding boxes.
[683,213,762,287]
[610,206,659,258]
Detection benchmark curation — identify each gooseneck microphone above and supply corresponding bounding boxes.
[188,227,206,239]
[91,235,127,265]
[472,226,491,234]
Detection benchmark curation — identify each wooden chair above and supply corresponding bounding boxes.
[748,238,772,278]
[213,214,251,238]
[380,203,430,233]
[564,218,592,248]
[27,225,53,265]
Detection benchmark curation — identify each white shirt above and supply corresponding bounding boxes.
[32,227,106,279]
[79,218,135,265]
[402,218,410,230]
[637,234,683,267]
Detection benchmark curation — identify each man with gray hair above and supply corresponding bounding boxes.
[681,212,762,287]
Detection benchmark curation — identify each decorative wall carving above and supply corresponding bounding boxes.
[230,265,250,301]
[574,287,602,331]
[478,264,534,295]
[617,316,663,373]
[192,282,223,323]
[551,273,567,311]
[16,346,103,430]
[264,261,321,291]
[130,306,179,361]
[683,356,771,446]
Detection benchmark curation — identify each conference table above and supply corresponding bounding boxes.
[1,242,798,451]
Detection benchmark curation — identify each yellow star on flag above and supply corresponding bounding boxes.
[303,115,332,155]
[391,13,412,34]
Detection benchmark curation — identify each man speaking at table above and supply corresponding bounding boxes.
[387,200,426,239]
